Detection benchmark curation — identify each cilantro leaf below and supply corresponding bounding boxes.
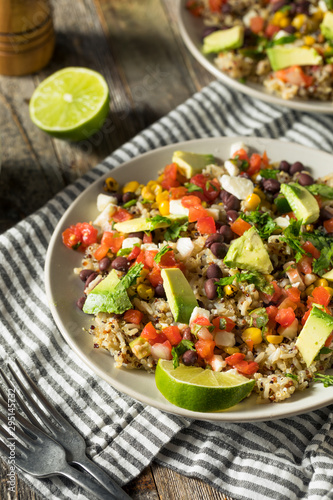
[307,183,333,199]
[314,373,333,387]
[117,247,132,256]
[184,182,203,193]
[259,169,279,179]
[281,218,305,262]
[123,199,137,208]
[249,307,269,329]
[164,221,189,241]
[119,262,144,290]
[285,373,298,381]
[171,339,195,369]
[216,271,274,297]
[303,229,333,275]
[240,209,277,240]
[154,245,171,263]
[149,215,171,231]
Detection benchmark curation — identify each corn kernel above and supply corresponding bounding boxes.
[305,224,314,232]
[151,184,162,197]
[243,193,261,212]
[147,180,158,189]
[306,284,315,296]
[324,286,333,297]
[137,283,155,301]
[104,177,119,192]
[292,14,306,30]
[137,268,149,284]
[266,334,284,344]
[159,200,170,216]
[141,186,155,201]
[251,172,261,182]
[272,11,285,25]
[253,187,266,200]
[224,346,240,355]
[312,10,323,22]
[314,278,328,288]
[304,35,315,45]
[264,274,274,282]
[157,174,164,183]
[224,284,237,298]
[242,327,263,345]
[156,190,169,204]
[123,181,140,194]
[279,17,290,28]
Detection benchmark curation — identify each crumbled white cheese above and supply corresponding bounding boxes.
[229,141,249,157]
[219,175,254,200]
[169,199,189,216]
[97,194,118,212]
[214,331,236,348]
[224,159,239,176]
[122,237,142,249]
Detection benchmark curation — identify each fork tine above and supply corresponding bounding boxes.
[0,367,41,429]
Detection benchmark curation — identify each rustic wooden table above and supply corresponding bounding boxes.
[0,0,232,498]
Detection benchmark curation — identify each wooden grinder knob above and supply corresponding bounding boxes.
[0,0,55,76]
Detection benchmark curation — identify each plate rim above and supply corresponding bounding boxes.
[176,0,333,114]
[45,136,333,422]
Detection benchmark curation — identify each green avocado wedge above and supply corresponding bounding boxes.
[280,183,319,224]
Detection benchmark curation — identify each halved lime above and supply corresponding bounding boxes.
[155,360,255,412]
[29,67,109,141]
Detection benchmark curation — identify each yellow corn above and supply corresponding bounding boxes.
[242,327,262,345]
[312,10,323,22]
[279,17,290,28]
[159,200,170,216]
[253,187,266,200]
[266,334,284,344]
[224,284,237,298]
[251,172,261,182]
[224,346,240,355]
[156,190,169,204]
[243,193,261,212]
[292,14,306,30]
[264,274,274,282]
[137,283,155,301]
[272,11,285,25]
[104,177,119,192]
[260,200,272,211]
[305,284,315,296]
[147,180,158,189]
[304,35,315,46]
[324,286,333,297]
[157,174,164,183]
[123,181,140,194]
[314,278,328,288]
[137,268,149,284]
[141,186,155,201]
[305,224,314,233]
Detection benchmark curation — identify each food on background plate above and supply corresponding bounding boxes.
[62,142,333,412]
[185,0,333,101]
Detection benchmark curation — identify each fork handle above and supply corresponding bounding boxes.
[73,455,132,500]
[59,462,130,500]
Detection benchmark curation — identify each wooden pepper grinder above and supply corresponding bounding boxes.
[0,0,55,76]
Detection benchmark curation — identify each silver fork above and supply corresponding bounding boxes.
[0,400,119,500]
[0,360,131,500]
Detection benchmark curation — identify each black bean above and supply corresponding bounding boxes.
[279,160,290,173]
[262,178,280,194]
[111,256,130,272]
[76,296,86,310]
[210,242,228,259]
[99,257,111,272]
[155,284,166,298]
[271,0,287,12]
[205,233,224,248]
[109,191,123,204]
[182,327,193,341]
[206,263,223,280]
[240,172,251,180]
[204,278,218,300]
[79,269,95,282]
[297,173,314,186]
[296,0,310,14]
[220,190,240,211]
[122,191,136,204]
[283,25,296,34]
[320,206,333,221]
[219,224,234,243]
[290,161,304,175]
[85,272,98,288]
[226,210,239,225]
[182,350,198,366]
[128,231,144,239]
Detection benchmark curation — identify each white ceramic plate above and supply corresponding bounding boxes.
[45,136,333,422]
[177,0,333,114]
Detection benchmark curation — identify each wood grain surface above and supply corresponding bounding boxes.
[0,0,232,498]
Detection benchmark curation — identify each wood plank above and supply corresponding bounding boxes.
[123,466,159,500]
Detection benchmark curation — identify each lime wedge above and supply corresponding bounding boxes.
[29,67,109,141]
[155,360,255,412]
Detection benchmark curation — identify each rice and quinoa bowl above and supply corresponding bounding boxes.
[62,141,333,409]
[185,0,333,101]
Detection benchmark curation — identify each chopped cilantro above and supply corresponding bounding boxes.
[285,373,298,381]
[165,221,189,241]
[141,198,154,204]
[259,169,279,179]
[216,271,273,297]
[184,182,203,193]
[240,209,277,240]
[149,215,171,231]
[122,199,137,208]
[303,229,333,275]
[117,247,132,256]
[72,241,82,250]
[307,183,333,199]
[281,218,305,262]
[249,308,269,329]
[172,339,195,369]
[272,35,295,46]
[154,245,171,263]
[314,373,333,387]
[219,318,227,330]
[205,181,218,191]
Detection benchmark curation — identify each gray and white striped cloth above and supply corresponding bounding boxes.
[1,81,333,500]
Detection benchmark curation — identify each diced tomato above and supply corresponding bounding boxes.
[275,307,296,327]
[148,266,163,287]
[161,163,179,189]
[232,148,249,161]
[186,0,204,16]
[250,16,264,34]
[212,316,235,332]
[230,218,252,236]
[127,245,141,260]
[190,174,220,202]
[225,353,246,366]
[62,222,98,250]
[302,241,320,259]
[144,249,158,269]
[159,250,177,268]
[285,287,301,303]
[262,151,269,167]
[325,333,333,348]
[302,308,312,326]
[112,208,133,223]
[266,305,278,321]
[247,153,262,176]
[297,255,313,275]
[141,322,158,341]
[265,23,280,38]
[312,286,331,307]
[135,249,146,266]
[314,194,322,209]
[324,218,333,234]
[181,195,202,208]
[234,360,259,376]
[196,216,216,235]
[209,0,223,12]
[124,309,144,325]
[101,231,124,254]
[195,338,216,359]
[62,225,82,249]
[170,186,188,200]
[78,223,98,246]
[274,66,314,88]
[162,326,182,346]
[143,232,153,244]
[188,205,210,222]
[94,244,109,261]
[193,316,212,327]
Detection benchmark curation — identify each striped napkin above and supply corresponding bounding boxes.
[1,81,333,500]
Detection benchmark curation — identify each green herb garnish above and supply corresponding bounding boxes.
[117,248,132,257]
[216,271,274,297]
[281,218,305,262]
[171,339,196,369]
[307,183,333,199]
[149,215,171,231]
[314,373,333,387]
[165,221,189,241]
[154,245,171,263]
[259,169,279,179]
[240,209,277,240]
[184,182,203,193]
[285,373,298,381]
[123,199,137,208]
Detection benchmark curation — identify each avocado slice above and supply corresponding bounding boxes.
[320,11,333,40]
[161,268,198,324]
[172,151,215,179]
[322,269,333,281]
[114,215,187,233]
[296,305,333,367]
[202,26,244,54]
[280,183,319,224]
[267,46,322,71]
[224,226,273,274]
